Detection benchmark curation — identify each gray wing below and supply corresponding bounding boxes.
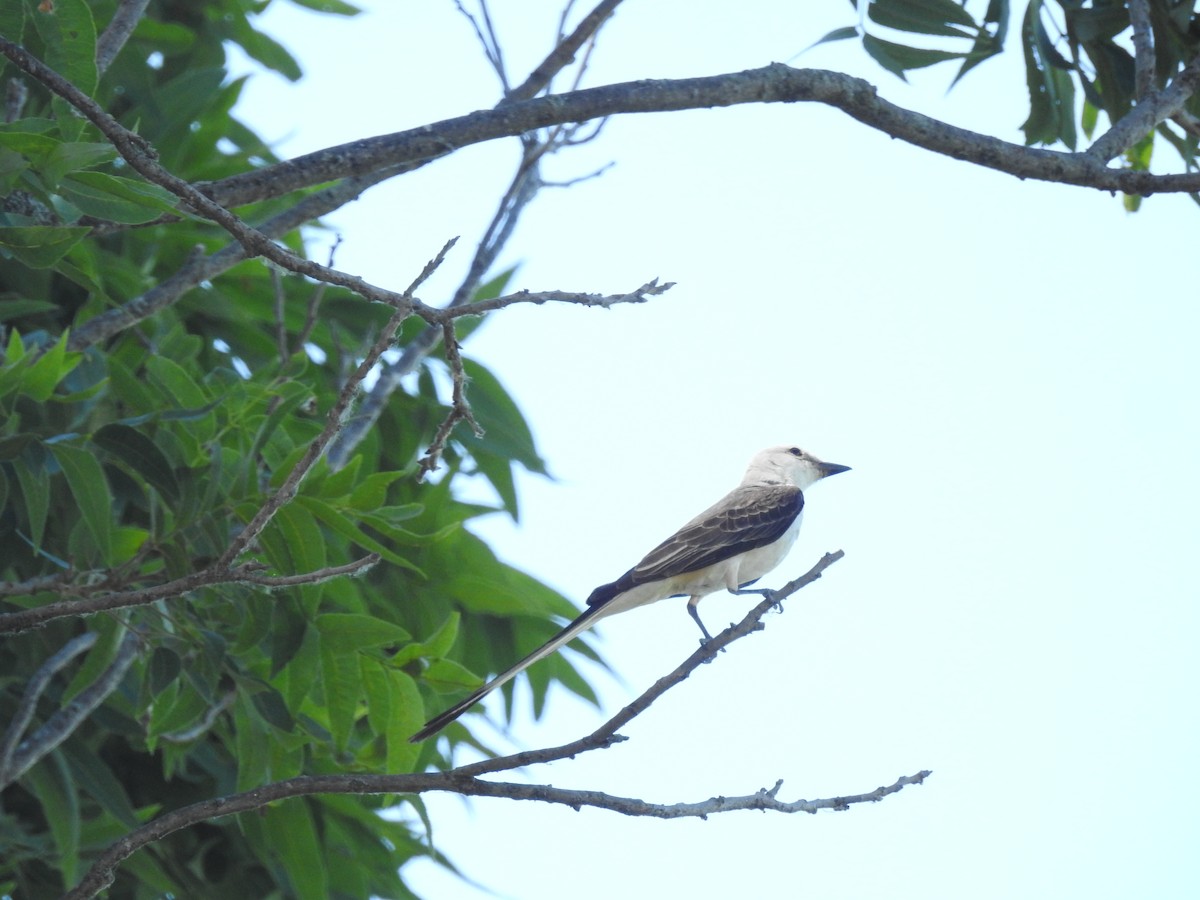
[586,483,804,608]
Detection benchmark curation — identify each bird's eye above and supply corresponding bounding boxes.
[788,447,802,457]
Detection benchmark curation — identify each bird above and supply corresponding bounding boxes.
[409,445,850,743]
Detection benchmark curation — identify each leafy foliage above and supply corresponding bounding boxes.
[0,1,595,896]
[823,0,1200,201]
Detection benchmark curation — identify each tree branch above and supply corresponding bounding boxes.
[1128,0,1157,102]
[1086,53,1200,163]
[453,550,845,777]
[0,631,97,784]
[0,557,380,636]
[505,0,623,103]
[95,0,151,75]
[65,551,927,900]
[195,64,1200,211]
[0,628,139,788]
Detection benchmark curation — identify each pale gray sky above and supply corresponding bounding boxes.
[233,3,1199,898]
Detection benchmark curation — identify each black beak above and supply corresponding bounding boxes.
[819,462,851,478]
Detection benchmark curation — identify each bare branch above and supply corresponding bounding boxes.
[435,278,674,320]
[0,632,97,783]
[418,321,483,477]
[506,0,623,103]
[455,550,845,777]
[235,555,382,588]
[4,77,27,123]
[0,556,379,636]
[454,0,510,91]
[66,764,927,900]
[158,690,236,744]
[96,0,151,75]
[271,264,289,361]
[1128,0,1156,102]
[1085,53,1200,163]
[65,551,926,900]
[192,63,1200,210]
[1,629,139,788]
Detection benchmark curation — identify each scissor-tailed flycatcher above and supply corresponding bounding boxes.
[410,445,849,743]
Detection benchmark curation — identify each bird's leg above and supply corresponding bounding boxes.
[734,586,783,614]
[687,600,714,642]
[687,598,724,656]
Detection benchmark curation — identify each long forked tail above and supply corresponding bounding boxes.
[409,604,605,743]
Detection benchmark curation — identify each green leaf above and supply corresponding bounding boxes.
[148,646,182,696]
[361,657,391,734]
[386,669,421,772]
[316,613,411,653]
[319,633,360,751]
[295,495,424,573]
[263,802,328,900]
[288,0,362,15]
[250,684,297,733]
[25,754,80,889]
[0,226,89,268]
[459,359,545,474]
[13,445,50,549]
[32,0,98,140]
[862,34,964,79]
[270,606,310,677]
[60,740,138,827]
[868,0,978,38]
[23,331,80,401]
[111,526,148,563]
[51,441,114,565]
[0,297,57,319]
[390,612,460,667]
[346,469,410,510]
[43,142,119,185]
[59,172,180,224]
[145,355,210,407]
[0,4,27,66]
[234,23,303,81]
[807,25,861,49]
[92,423,181,501]
[232,694,270,791]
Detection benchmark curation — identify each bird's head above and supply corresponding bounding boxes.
[743,445,851,490]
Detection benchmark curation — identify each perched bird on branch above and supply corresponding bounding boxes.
[410,445,850,743]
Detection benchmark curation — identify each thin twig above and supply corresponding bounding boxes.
[158,691,237,744]
[4,77,27,123]
[418,321,483,477]
[1087,52,1200,162]
[505,0,623,103]
[271,265,289,361]
[1128,0,1157,102]
[0,556,379,636]
[96,0,151,74]
[433,279,674,320]
[455,551,845,777]
[0,632,97,783]
[1,629,139,788]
